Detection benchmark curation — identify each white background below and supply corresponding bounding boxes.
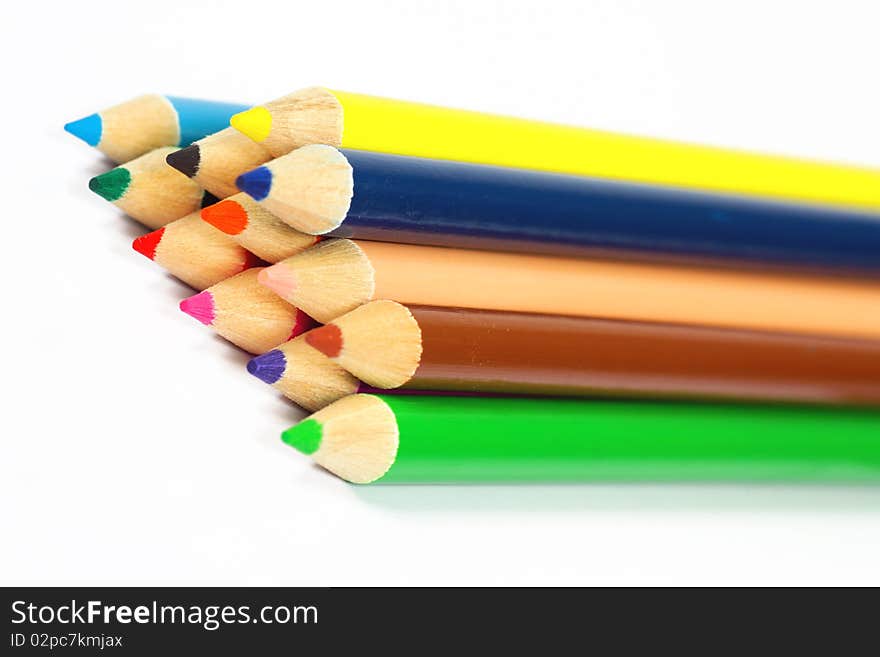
[2,0,880,586]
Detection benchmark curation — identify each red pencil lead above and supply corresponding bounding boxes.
[132,228,164,261]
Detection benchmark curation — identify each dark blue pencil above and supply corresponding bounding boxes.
[236,144,880,270]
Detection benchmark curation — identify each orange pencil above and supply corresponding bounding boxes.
[200,194,320,263]
[258,238,880,339]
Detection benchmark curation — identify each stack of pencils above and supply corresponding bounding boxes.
[67,88,880,485]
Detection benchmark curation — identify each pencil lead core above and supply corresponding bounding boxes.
[281,419,323,455]
[230,106,272,143]
[64,113,102,146]
[89,167,131,202]
[166,145,201,178]
[247,349,287,384]
[236,166,273,201]
[305,324,343,358]
[179,291,216,326]
[201,199,249,235]
[131,228,164,261]
[257,265,297,300]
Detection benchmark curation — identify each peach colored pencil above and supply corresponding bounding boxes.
[258,238,880,339]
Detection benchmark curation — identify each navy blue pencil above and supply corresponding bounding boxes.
[235,144,880,270]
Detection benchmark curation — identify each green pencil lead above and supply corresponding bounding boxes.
[282,419,323,455]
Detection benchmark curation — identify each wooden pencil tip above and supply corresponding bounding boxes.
[258,239,375,323]
[316,300,423,388]
[250,145,354,234]
[166,145,200,178]
[282,394,400,484]
[132,228,164,261]
[256,334,361,411]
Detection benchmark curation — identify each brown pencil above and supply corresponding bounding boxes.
[303,300,880,407]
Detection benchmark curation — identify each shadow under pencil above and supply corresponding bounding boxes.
[350,482,880,514]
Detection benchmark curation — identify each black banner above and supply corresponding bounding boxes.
[0,587,871,653]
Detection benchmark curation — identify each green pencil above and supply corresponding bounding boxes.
[280,394,880,484]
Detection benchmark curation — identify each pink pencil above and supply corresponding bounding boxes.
[180,269,316,354]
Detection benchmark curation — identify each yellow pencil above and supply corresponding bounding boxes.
[230,87,880,212]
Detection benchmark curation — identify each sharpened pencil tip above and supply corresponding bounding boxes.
[257,264,297,300]
[179,291,216,326]
[230,106,272,143]
[305,324,343,358]
[64,113,102,146]
[236,166,272,201]
[201,199,249,235]
[281,418,323,455]
[132,228,165,261]
[89,167,131,202]
[247,349,287,385]
[166,145,200,178]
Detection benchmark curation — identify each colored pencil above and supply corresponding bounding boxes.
[246,335,361,411]
[179,268,316,354]
[88,147,216,229]
[200,194,320,263]
[236,145,880,269]
[230,87,880,212]
[65,94,248,163]
[282,394,880,484]
[132,212,260,290]
[304,300,880,406]
[257,238,880,339]
[166,127,273,198]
